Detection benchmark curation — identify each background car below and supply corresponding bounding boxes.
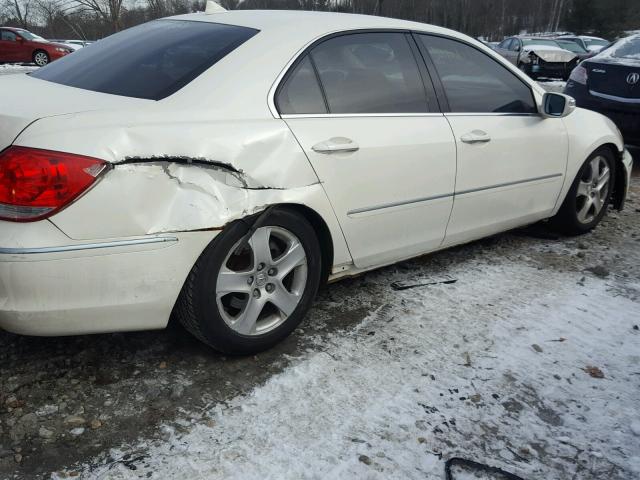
[554,37,596,61]
[494,36,579,79]
[0,27,73,65]
[565,34,640,146]
[48,39,95,50]
[558,34,610,53]
[0,11,632,354]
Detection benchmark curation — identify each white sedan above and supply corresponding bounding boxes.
[0,8,633,354]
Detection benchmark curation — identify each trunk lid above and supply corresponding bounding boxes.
[587,58,640,100]
[0,74,150,151]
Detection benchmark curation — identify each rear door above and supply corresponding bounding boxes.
[416,34,567,246]
[0,30,22,62]
[279,32,457,268]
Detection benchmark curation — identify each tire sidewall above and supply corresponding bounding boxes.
[558,148,616,234]
[33,50,49,66]
[190,209,322,354]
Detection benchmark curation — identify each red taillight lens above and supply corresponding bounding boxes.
[0,146,107,222]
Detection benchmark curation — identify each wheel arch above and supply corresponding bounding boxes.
[596,142,626,210]
[273,203,334,285]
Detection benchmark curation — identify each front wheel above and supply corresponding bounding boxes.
[175,208,322,354]
[33,50,49,66]
[549,148,615,235]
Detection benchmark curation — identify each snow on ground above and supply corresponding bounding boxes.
[0,64,38,76]
[62,246,640,479]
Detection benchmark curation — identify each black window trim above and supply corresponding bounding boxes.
[271,29,541,118]
[273,28,441,118]
[412,32,541,117]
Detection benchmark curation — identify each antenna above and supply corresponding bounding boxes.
[205,1,227,14]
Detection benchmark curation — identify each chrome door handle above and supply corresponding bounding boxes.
[312,137,360,154]
[461,130,491,144]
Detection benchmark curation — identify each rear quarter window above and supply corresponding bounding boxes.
[30,20,258,100]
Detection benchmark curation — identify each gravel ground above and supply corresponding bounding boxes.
[0,76,638,479]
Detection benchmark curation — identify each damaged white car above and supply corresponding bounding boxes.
[0,9,633,354]
[495,36,579,80]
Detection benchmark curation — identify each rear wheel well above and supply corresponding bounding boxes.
[598,143,626,210]
[276,204,334,286]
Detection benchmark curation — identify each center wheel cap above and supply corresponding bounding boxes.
[255,271,268,287]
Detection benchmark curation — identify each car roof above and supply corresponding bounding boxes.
[169,9,454,39]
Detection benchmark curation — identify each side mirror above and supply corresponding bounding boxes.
[541,92,576,118]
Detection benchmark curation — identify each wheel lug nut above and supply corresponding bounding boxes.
[265,284,275,293]
[257,263,265,271]
[268,268,277,276]
[247,276,254,285]
[253,289,261,299]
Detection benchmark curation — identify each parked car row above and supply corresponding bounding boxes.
[0,27,93,66]
[491,34,610,80]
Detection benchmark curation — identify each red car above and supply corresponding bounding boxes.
[0,27,73,66]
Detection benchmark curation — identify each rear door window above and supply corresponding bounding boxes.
[30,20,258,100]
[308,32,430,114]
[418,35,537,114]
[277,55,327,115]
[1,31,17,42]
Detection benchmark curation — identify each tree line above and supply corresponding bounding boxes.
[1,0,638,42]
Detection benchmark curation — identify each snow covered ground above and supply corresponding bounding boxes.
[0,64,38,76]
[53,205,640,479]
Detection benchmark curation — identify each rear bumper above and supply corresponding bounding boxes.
[565,81,640,145]
[0,221,215,335]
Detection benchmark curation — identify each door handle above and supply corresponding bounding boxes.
[312,137,360,154]
[461,130,491,144]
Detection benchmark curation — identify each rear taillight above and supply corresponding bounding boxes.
[569,65,588,85]
[0,146,107,222]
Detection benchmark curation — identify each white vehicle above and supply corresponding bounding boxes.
[0,10,633,354]
[558,35,610,53]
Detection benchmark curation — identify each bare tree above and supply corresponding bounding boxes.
[72,0,125,32]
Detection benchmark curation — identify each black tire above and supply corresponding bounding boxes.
[174,208,322,354]
[33,50,49,66]
[549,147,616,235]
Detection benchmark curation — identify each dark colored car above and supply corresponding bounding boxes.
[565,35,640,146]
[0,27,73,66]
[494,36,579,80]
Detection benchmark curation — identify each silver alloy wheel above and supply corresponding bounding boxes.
[576,155,611,224]
[215,226,307,336]
[34,52,48,66]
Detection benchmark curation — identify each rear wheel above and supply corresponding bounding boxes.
[549,148,615,235]
[33,50,49,67]
[175,208,322,354]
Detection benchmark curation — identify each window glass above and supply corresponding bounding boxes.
[1,31,17,42]
[509,39,521,51]
[310,33,428,114]
[499,39,512,50]
[31,20,258,100]
[419,35,537,114]
[277,55,327,114]
[611,36,640,59]
[522,38,561,48]
[556,39,588,54]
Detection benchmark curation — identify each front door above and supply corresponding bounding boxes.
[416,34,567,246]
[276,32,457,268]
